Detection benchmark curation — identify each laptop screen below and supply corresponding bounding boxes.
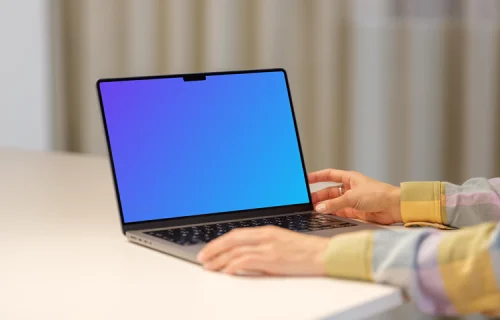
[98,70,310,224]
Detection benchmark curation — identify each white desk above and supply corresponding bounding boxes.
[0,149,404,320]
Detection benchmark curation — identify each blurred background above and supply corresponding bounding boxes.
[1,1,499,319]
[1,0,499,186]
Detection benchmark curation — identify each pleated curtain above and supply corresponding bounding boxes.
[52,0,500,185]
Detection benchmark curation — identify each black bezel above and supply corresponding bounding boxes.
[96,68,313,234]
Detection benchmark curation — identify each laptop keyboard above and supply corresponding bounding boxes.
[144,213,357,246]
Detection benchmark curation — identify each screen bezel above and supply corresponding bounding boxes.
[96,68,313,234]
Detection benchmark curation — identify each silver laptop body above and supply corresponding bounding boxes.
[97,69,383,264]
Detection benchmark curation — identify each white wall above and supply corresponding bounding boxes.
[0,0,51,150]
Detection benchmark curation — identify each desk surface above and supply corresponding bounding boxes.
[0,149,403,320]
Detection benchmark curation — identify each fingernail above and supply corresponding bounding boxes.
[203,263,213,270]
[236,270,263,276]
[197,252,205,262]
[316,203,326,213]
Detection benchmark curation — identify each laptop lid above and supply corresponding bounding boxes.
[97,69,313,233]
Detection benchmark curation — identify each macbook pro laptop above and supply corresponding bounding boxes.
[96,69,381,263]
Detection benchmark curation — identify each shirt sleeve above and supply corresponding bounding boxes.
[323,178,500,316]
[401,178,500,229]
[324,222,500,316]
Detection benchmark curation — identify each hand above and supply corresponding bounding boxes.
[197,226,330,276]
[308,169,402,225]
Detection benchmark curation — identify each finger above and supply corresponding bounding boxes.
[359,212,381,223]
[310,186,343,204]
[333,210,345,218]
[315,196,351,214]
[203,245,264,271]
[197,228,265,263]
[308,169,350,184]
[234,270,267,277]
[337,208,361,219]
[223,254,268,275]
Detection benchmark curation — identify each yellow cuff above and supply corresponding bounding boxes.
[404,222,456,230]
[400,181,446,226]
[324,231,373,281]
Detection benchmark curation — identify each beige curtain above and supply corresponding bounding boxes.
[52,0,500,185]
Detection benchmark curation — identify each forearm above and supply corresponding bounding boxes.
[445,178,500,227]
[324,222,500,316]
[401,178,500,229]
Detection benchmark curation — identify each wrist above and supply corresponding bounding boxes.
[314,238,331,276]
[388,188,402,223]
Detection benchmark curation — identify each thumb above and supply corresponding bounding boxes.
[315,195,351,213]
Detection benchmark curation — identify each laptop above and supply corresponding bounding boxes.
[96,69,382,263]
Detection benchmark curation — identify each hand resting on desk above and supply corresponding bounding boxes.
[197,169,500,317]
[197,169,400,276]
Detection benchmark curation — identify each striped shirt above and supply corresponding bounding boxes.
[324,178,500,316]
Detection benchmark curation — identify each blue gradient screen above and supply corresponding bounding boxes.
[99,71,309,223]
